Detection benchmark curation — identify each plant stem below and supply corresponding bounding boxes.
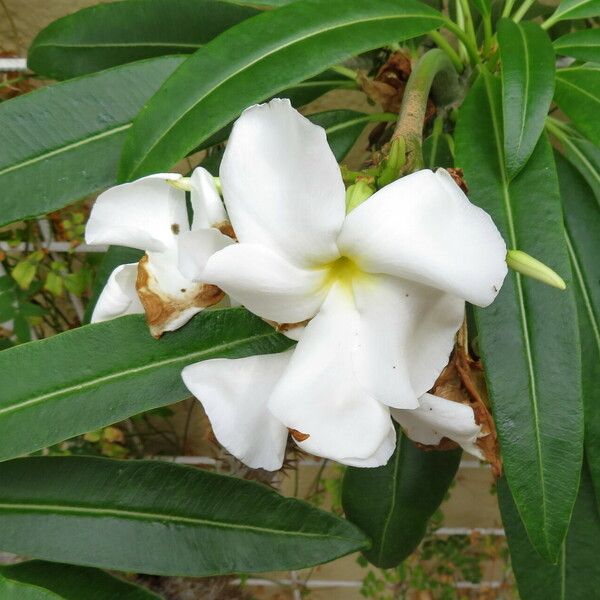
[501,0,518,18]
[330,64,358,81]
[482,14,494,55]
[454,0,468,63]
[429,30,464,73]
[444,18,481,66]
[513,0,537,23]
[458,0,478,51]
[392,49,460,173]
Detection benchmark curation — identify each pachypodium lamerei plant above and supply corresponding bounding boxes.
[0,0,598,596]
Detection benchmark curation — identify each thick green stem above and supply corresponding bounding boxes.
[482,14,494,55]
[392,49,460,173]
[444,18,481,66]
[501,0,518,18]
[429,30,464,73]
[513,0,537,22]
[457,0,478,51]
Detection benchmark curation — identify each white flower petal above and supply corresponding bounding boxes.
[86,173,188,252]
[139,250,222,336]
[392,393,483,459]
[337,424,396,467]
[182,350,292,471]
[353,275,464,409]
[220,98,345,266]
[203,243,328,323]
[177,228,235,282]
[268,282,393,463]
[338,169,508,307]
[91,263,143,323]
[190,167,227,229]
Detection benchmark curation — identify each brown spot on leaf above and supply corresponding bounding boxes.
[289,428,310,442]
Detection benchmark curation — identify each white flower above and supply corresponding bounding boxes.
[177,99,508,470]
[181,99,507,470]
[86,168,234,336]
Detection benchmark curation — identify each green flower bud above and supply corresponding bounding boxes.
[506,250,566,290]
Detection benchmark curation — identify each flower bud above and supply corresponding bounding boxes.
[345,179,375,213]
[506,250,566,290]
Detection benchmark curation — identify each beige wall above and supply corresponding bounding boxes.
[1,0,111,54]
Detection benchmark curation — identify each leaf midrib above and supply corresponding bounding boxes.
[0,502,353,541]
[482,72,549,545]
[556,74,600,106]
[33,41,203,50]
[0,329,278,417]
[565,232,600,351]
[562,136,600,205]
[126,8,440,175]
[0,124,131,178]
[513,22,531,162]
[376,436,402,564]
[556,0,596,20]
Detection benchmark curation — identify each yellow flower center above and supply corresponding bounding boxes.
[321,255,368,292]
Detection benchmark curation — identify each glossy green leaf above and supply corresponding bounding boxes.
[556,155,600,508]
[232,0,297,5]
[423,131,454,169]
[309,110,395,161]
[554,28,600,62]
[0,55,183,228]
[0,562,162,600]
[0,456,367,575]
[558,134,600,201]
[192,71,357,151]
[0,309,292,462]
[0,575,62,600]
[28,0,257,80]
[342,431,461,568]
[455,71,582,562]
[555,65,600,146]
[119,0,445,180]
[498,19,555,179]
[499,462,600,599]
[83,246,144,324]
[544,0,600,29]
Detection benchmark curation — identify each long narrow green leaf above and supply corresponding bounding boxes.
[498,19,555,179]
[543,0,600,29]
[554,65,600,146]
[455,71,582,562]
[556,155,600,509]
[0,309,292,462]
[498,462,600,599]
[342,432,461,568]
[28,0,257,80]
[0,457,367,575]
[0,56,184,228]
[553,29,600,62]
[119,0,445,180]
[0,562,162,600]
[0,575,62,600]
[191,71,358,151]
[558,134,600,200]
